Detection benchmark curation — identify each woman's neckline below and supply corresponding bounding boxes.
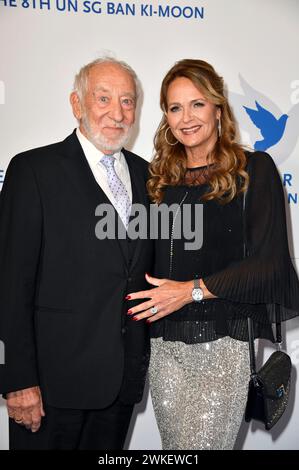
[186,163,214,171]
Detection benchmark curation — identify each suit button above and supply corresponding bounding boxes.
[128,277,132,282]
[121,327,126,334]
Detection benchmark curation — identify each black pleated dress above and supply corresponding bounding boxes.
[150,151,299,344]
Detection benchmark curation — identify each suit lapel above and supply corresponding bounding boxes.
[124,150,149,272]
[59,131,129,266]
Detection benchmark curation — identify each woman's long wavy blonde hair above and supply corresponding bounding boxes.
[147,59,249,204]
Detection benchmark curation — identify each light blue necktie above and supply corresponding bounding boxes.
[100,154,131,229]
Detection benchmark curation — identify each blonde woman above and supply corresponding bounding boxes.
[126,60,299,450]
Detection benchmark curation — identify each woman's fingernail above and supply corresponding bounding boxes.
[132,316,139,321]
[146,319,151,324]
[125,295,131,300]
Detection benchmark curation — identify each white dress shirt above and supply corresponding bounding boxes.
[76,128,132,208]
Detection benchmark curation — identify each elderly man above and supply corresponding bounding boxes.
[0,58,153,449]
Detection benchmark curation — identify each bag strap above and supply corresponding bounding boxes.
[247,317,257,375]
[248,317,282,374]
[243,191,281,377]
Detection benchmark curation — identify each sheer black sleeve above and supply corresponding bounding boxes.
[203,151,299,323]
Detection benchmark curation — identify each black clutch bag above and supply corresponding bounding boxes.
[244,318,292,430]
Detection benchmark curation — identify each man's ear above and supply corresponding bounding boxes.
[70,92,82,120]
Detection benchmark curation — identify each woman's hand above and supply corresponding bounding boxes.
[126,273,215,323]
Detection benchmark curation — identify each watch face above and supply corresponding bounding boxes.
[192,288,203,302]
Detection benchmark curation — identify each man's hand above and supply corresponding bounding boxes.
[6,386,45,432]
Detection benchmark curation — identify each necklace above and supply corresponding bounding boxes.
[169,190,189,279]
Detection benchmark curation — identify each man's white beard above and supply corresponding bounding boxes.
[82,115,133,153]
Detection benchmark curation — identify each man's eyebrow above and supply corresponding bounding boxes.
[93,87,136,99]
[93,86,110,93]
[123,92,136,99]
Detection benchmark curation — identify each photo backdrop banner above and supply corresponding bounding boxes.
[0,0,299,450]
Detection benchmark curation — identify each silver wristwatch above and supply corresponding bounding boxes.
[191,278,204,302]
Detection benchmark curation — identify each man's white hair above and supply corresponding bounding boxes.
[73,56,140,102]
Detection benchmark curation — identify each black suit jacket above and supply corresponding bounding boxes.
[0,131,153,409]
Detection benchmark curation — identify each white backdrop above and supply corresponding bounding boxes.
[0,0,299,450]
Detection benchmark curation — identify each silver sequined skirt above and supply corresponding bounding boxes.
[149,336,250,450]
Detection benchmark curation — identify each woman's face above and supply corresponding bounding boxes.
[166,77,220,156]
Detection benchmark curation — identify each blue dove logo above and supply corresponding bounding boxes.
[229,75,299,164]
[243,101,288,151]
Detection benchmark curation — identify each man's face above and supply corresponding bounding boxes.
[71,62,136,154]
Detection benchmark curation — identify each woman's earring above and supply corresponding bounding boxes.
[165,127,178,146]
[218,119,222,138]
